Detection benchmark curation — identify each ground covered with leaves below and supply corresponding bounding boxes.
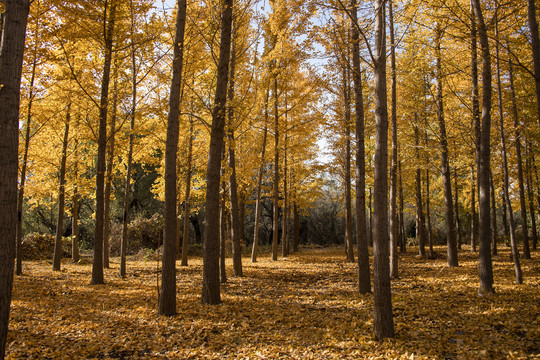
[7,246,540,359]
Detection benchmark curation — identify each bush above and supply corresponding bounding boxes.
[21,233,72,260]
[109,213,164,256]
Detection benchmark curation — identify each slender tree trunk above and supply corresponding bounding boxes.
[434,24,458,266]
[534,156,540,249]
[527,0,540,126]
[501,187,509,241]
[227,39,243,277]
[426,169,434,258]
[282,132,290,258]
[120,0,138,277]
[272,74,280,262]
[202,0,233,304]
[471,164,477,251]
[415,119,426,258]
[0,1,30,356]
[351,0,370,293]
[490,169,498,256]
[472,0,495,294]
[509,57,531,259]
[293,202,300,252]
[389,0,399,278]
[16,48,37,276]
[181,118,194,266]
[72,117,80,263]
[369,187,373,247]
[372,0,394,339]
[525,142,538,250]
[251,92,269,262]
[92,0,116,285]
[399,159,406,253]
[220,181,228,283]
[160,0,187,314]
[343,64,354,263]
[53,106,71,271]
[103,66,118,270]
[455,167,462,250]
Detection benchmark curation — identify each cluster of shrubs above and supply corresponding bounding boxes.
[109,213,164,256]
[21,233,72,260]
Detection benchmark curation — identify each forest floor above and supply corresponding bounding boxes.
[6,246,540,359]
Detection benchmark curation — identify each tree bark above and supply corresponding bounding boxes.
[472,0,495,295]
[399,160,406,253]
[342,64,354,263]
[434,24,458,267]
[470,164,477,251]
[0,0,30,356]
[159,0,187,315]
[202,0,233,304]
[272,75,280,262]
[351,0,370,293]
[181,118,194,266]
[53,105,71,271]
[92,0,116,285]
[16,46,37,276]
[454,166,462,250]
[509,57,531,259]
[525,142,538,250]
[72,117,80,264]
[227,38,243,276]
[220,181,228,283]
[103,65,118,270]
[372,0,394,339]
[251,90,269,262]
[389,0,398,278]
[527,0,540,127]
[490,169,498,256]
[414,118,426,258]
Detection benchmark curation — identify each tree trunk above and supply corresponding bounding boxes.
[472,0,495,295]
[509,57,531,259]
[92,0,116,285]
[202,0,233,304]
[282,133,290,258]
[351,0,370,293]
[53,105,71,271]
[220,183,228,283]
[103,65,119,270]
[293,202,300,252]
[490,169,498,256]
[72,116,80,263]
[372,0,394,339]
[415,118,426,258]
[121,1,137,277]
[527,0,540,127]
[471,165,477,251]
[0,1,30,356]
[159,0,187,315]
[426,168,434,258]
[434,24,458,267]
[369,187,373,247]
[399,160,406,253]
[227,38,243,277]
[181,118,194,266]
[389,0,399,278]
[251,94,269,262]
[525,142,538,250]
[454,166,462,250]
[342,64,354,263]
[16,46,37,276]
[272,75,280,262]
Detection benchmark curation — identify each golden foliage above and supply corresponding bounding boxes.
[7,247,539,359]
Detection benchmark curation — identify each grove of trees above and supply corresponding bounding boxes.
[1,0,539,357]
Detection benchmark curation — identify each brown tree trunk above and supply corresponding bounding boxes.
[202,0,233,304]
[293,202,300,252]
[220,180,228,284]
[399,160,406,253]
[0,1,30,356]
[181,118,194,266]
[455,167,462,250]
[472,0,495,294]
[159,0,187,315]
[527,0,540,127]
[509,57,531,259]
[53,105,71,271]
[389,0,398,278]
[72,117,80,264]
[471,165,477,251]
[426,170,434,258]
[282,133,290,258]
[372,0,394,339]
[103,66,119,270]
[16,46,37,276]
[414,119,426,258]
[351,0,370,293]
[227,38,243,277]
[369,187,373,247]
[525,142,538,250]
[120,1,137,277]
[342,64,354,263]
[92,0,116,285]
[271,74,280,262]
[490,169,498,256]
[434,24,458,266]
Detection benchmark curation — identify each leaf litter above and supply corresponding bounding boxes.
[6,246,540,359]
